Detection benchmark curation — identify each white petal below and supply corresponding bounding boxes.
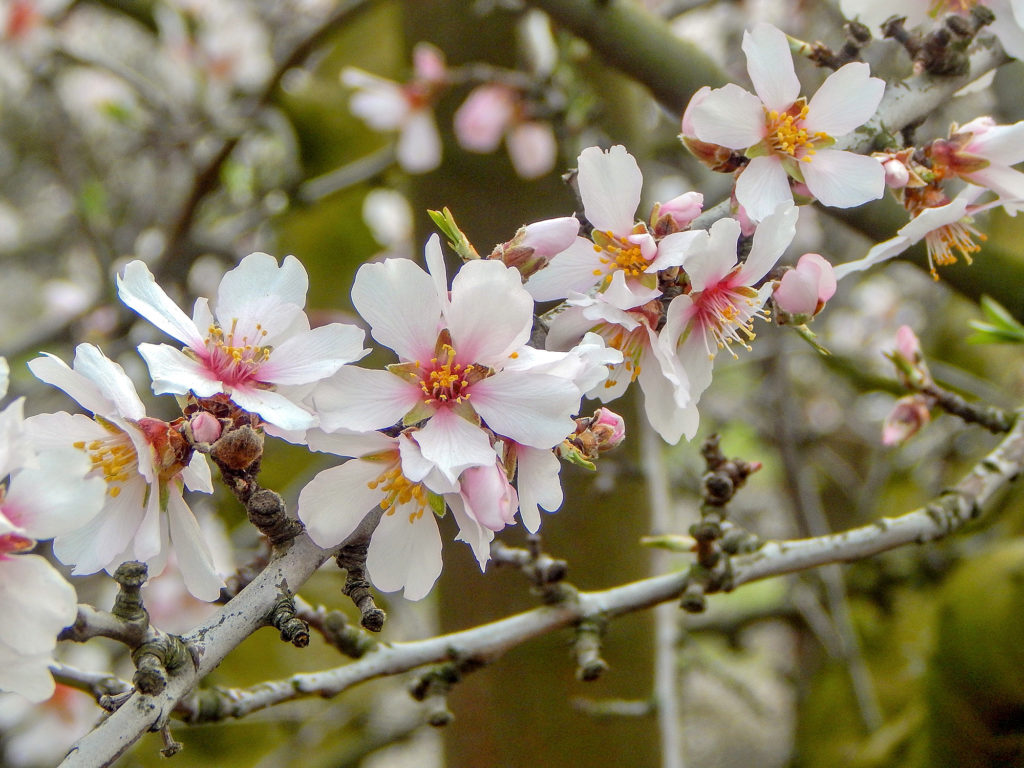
[298,460,384,548]
[258,323,367,385]
[515,445,562,533]
[804,63,883,136]
[469,369,579,448]
[737,203,798,285]
[801,149,885,209]
[217,253,308,322]
[230,386,317,431]
[136,343,222,397]
[313,367,422,433]
[683,217,740,292]
[366,505,442,600]
[648,229,706,272]
[166,490,224,601]
[72,344,146,420]
[52,478,147,574]
[351,258,442,361]
[743,23,800,112]
[28,353,110,418]
[415,408,496,483]
[447,260,534,366]
[525,237,606,302]
[397,110,442,174]
[0,555,76,655]
[638,349,698,444]
[4,449,105,539]
[182,451,213,494]
[577,145,641,234]
[0,644,58,702]
[307,428,397,458]
[448,494,494,570]
[600,269,661,310]
[735,155,794,223]
[117,261,205,348]
[689,84,766,149]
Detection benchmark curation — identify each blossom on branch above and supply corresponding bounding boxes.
[313,235,586,485]
[686,22,885,222]
[26,344,224,600]
[117,253,367,433]
[526,145,705,310]
[0,376,104,701]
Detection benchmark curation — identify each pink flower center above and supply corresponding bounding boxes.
[417,343,478,405]
[201,320,271,387]
[0,532,34,557]
[692,278,765,358]
[764,104,829,162]
[73,423,138,498]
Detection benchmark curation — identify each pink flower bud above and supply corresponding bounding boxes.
[773,253,837,318]
[460,462,518,532]
[190,411,223,444]
[454,84,516,154]
[882,395,931,446]
[591,408,626,451]
[520,216,580,257]
[895,325,922,362]
[412,42,446,84]
[879,155,911,189]
[654,191,703,231]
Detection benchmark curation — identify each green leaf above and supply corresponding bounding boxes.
[967,296,1024,344]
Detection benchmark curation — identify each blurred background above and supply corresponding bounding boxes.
[3,0,1024,766]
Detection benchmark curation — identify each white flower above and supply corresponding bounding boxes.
[688,23,885,222]
[341,42,446,174]
[313,235,583,484]
[299,429,492,601]
[116,253,367,432]
[0,394,104,702]
[833,185,998,279]
[526,145,704,310]
[659,204,799,437]
[940,116,1024,213]
[27,344,224,601]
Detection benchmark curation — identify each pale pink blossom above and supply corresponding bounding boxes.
[506,120,557,180]
[299,429,492,601]
[659,204,799,438]
[687,23,885,222]
[0,393,104,702]
[341,43,446,174]
[590,407,626,450]
[313,236,583,484]
[526,145,703,310]
[833,185,998,279]
[895,325,923,363]
[772,252,837,318]
[454,84,517,153]
[27,344,223,601]
[935,116,1024,213]
[879,154,911,189]
[117,253,367,432]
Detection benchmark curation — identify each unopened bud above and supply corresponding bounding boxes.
[490,216,580,279]
[189,411,222,445]
[651,191,703,235]
[880,155,910,189]
[882,395,932,445]
[591,408,626,452]
[772,253,837,322]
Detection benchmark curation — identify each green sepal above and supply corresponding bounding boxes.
[558,441,596,471]
[428,491,447,518]
[428,207,480,262]
[403,400,435,426]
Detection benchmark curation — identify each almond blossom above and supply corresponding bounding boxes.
[312,235,585,484]
[0,380,105,701]
[117,253,367,433]
[687,23,885,222]
[26,343,224,601]
[341,42,447,174]
[659,203,800,436]
[833,185,997,279]
[525,145,704,310]
[930,116,1024,213]
[299,429,494,601]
